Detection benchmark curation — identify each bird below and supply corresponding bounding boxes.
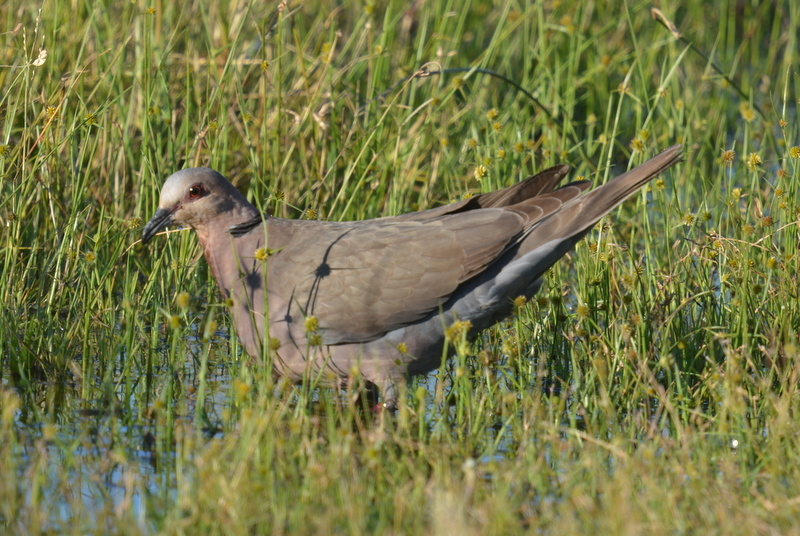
[142,144,681,408]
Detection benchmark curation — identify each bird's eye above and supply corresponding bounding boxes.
[188,185,202,198]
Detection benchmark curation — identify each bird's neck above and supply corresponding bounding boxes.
[195,213,264,301]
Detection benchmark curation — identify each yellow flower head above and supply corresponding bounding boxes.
[304,315,319,333]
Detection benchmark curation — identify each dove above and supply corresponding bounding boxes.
[142,144,681,408]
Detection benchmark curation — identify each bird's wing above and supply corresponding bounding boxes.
[266,211,527,344]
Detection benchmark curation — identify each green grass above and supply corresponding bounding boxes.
[2,0,800,533]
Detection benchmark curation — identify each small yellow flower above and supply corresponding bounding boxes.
[84,113,97,126]
[739,102,756,122]
[84,251,96,263]
[496,149,506,159]
[175,291,190,309]
[168,315,182,330]
[747,152,762,168]
[308,333,322,347]
[254,247,273,261]
[234,376,250,396]
[269,337,281,350]
[473,165,488,180]
[467,138,478,150]
[722,150,735,164]
[305,208,317,220]
[43,423,57,441]
[559,14,575,33]
[630,138,644,153]
[304,316,319,333]
[492,121,502,132]
[790,146,800,158]
[576,304,590,319]
[779,118,788,128]
[445,320,472,342]
[513,295,527,308]
[397,342,408,354]
[202,319,217,342]
[485,108,499,120]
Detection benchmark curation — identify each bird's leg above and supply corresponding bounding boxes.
[374,380,398,412]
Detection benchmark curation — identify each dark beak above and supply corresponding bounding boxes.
[141,207,177,244]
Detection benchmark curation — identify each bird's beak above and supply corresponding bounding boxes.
[141,207,177,244]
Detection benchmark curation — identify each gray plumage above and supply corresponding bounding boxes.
[142,145,681,406]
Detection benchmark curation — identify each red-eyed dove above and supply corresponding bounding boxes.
[142,145,681,408]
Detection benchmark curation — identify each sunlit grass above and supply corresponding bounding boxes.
[2,0,800,533]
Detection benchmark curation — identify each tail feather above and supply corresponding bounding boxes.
[518,144,682,256]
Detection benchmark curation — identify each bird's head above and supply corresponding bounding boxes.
[141,167,257,244]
